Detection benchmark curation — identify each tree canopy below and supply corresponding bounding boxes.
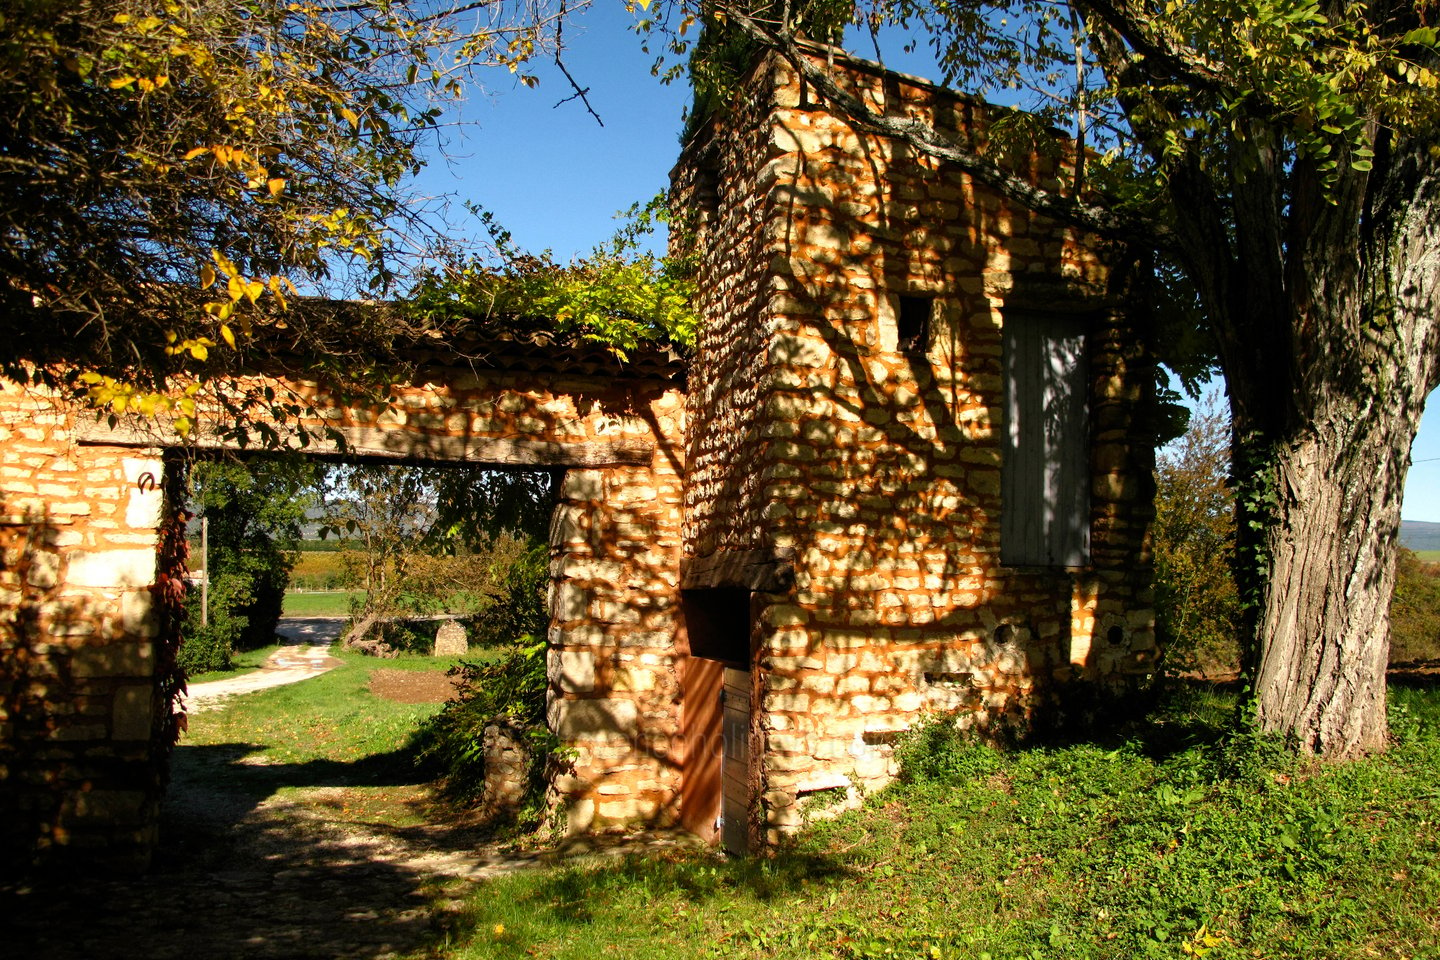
[0,0,607,427]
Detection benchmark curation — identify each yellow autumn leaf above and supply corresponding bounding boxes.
[243,280,264,304]
[267,178,286,196]
[219,324,236,348]
[173,415,193,437]
[211,249,237,276]
[227,274,244,301]
[184,146,210,161]
[109,76,137,89]
[200,264,216,288]
[189,343,208,361]
[340,107,359,127]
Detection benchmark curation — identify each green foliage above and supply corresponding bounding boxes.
[177,569,248,675]
[466,543,550,647]
[179,456,318,673]
[1152,397,1243,675]
[894,713,1002,784]
[405,198,698,355]
[0,0,566,414]
[1388,547,1440,665]
[414,541,554,823]
[322,463,555,653]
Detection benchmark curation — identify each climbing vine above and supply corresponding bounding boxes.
[150,455,192,781]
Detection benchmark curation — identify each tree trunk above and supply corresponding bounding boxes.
[1223,143,1440,757]
[1245,404,1417,756]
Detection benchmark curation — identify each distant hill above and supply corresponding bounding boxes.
[1401,520,1440,552]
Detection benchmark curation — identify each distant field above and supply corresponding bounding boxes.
[289,550,351,590]
[282,590,361,617]
[1416,550,1440,563]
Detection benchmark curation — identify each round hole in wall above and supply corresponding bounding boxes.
[1107,625,1126,646]
[994,624,1014,645]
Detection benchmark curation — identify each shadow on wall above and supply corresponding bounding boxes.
[745,89,1154,743]
[0,500,162,870]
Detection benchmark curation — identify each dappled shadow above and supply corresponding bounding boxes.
[2,736,493,959]
[505,845,854,927]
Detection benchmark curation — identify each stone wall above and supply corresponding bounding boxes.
[0,359,687,868]
[674,51,1157,846]
[0,379,167,869]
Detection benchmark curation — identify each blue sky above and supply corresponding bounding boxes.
[420,2,1440,523]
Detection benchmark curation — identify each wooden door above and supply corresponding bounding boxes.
[721,666,752,856]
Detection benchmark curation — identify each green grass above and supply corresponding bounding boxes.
[282,590,363,617]
[425,685,1440,960]
[1416,550,1440,563]
[180,646,460,765]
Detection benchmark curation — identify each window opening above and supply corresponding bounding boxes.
[1001,314,1090,567]
[897,295,932,357]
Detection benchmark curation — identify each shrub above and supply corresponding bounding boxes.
[1389,546,1440,664]
[1152,396,1242,675]
[412,541,559,828]
[177,570,250,675]
[894,714,1001,784]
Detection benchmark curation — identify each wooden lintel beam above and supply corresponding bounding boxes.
[681,548,796,593]
[76,420,655,468]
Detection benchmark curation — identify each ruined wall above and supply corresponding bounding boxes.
[0,361,687,868]
[676,52,1157,846]
[0,380,167,869]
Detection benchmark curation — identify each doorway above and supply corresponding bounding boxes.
[678,588,752,853]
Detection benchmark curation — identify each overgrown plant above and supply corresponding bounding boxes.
[405,197,699,354]
[179,456,318,674]
[415,544,560,828]
[1,0,581,429]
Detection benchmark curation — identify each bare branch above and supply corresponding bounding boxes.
[715,6,1173,249]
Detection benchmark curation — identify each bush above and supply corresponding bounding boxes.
[1389,546,1440,664]
[413,542,558,827]
[177,570,250,675]
[1152,396,1242,675]
[894,714,1002,784]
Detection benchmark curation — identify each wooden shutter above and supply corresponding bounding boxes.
[1001,315,1090,567]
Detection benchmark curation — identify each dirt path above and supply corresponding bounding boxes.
[180,618,347,713]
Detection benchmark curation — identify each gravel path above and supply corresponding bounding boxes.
[180,618,347,713]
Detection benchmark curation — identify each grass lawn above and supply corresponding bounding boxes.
[429,685,1440,960]
[176,646,465,824]
[282,590,363,617]
[172,657,1440,960]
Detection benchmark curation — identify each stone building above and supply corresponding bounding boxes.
[0,48,1155,868]
[669,48,1156,850]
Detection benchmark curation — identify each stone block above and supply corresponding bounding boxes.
[121,591,157,638]
[65,549,156,588]
[566,797,596,835]
[548,697,639,741]
[433,620,469,656]
[62,788,149,825]
[112,685,154,740]
[554,649,596,692]
[71,641,154,678]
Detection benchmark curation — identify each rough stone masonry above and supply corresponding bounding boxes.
[672,48,1156,848]
[0,47,1156,869]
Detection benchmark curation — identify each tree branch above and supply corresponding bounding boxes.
[715,6,1173,249]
